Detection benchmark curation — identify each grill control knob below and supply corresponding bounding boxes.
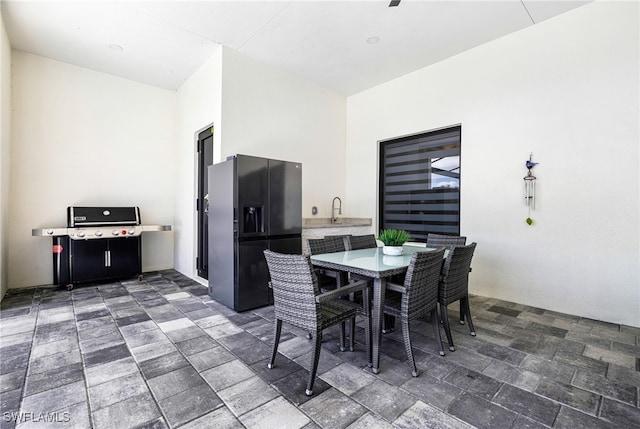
[112,230,120,236]
[95,230,103,237]
[77,231,85,238]
[128,229,135,235]
[47,229,54,235]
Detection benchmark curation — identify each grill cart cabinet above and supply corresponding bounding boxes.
[69,236,141,284]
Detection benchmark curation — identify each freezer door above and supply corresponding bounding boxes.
[237,155,269,238]
[269,159,302,236]
[269,237,302,255]
[237,240,270,311]
[208,161,236,308]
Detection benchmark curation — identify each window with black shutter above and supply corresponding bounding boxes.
[379,125,461,242]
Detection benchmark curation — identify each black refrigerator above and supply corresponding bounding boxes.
[208,154,302,311]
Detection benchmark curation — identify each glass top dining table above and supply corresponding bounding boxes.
[310,245,446,374]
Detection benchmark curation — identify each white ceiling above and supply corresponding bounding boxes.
[1,0,591,96]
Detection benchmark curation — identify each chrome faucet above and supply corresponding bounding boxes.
[331,197,342,223]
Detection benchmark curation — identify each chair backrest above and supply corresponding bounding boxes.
[307,236,346,255]
[346,234,378,251]
[426,233,467,249]
[263,250,320,330]
[402,249,446,318]
[439,243,477,305]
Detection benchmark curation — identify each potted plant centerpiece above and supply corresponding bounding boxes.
[378,229,410,255]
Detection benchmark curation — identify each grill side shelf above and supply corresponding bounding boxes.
[32,228,69,237]
[32,225,171,238]
[141,225,172,232]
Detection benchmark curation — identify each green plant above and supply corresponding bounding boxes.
[377,229,410,246]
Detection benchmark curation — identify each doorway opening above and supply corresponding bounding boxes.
[196,125,214,279]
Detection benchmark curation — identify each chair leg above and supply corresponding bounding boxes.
[268,319,282,369]
[363,288,372,367]
[339,322,346,352]
[440,304,455,352]
[383,314,395,333]
[461,296,476,336]
[349,317,355,352]
[339,272,355,302]
[430,308,445,356]
[459,300,465,325]
[306,330,323,396]
[401,318,418,377]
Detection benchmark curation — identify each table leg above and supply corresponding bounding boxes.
[371,277,386,374]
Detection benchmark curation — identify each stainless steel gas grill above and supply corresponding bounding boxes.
[32,206,171,289]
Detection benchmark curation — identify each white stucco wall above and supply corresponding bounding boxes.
[346,1,639,326]
[9,53,176,288]
[173,48,222,283]
[0,9,11,298]
[220,47,347,220]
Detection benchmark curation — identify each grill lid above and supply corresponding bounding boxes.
[68,206,141,227]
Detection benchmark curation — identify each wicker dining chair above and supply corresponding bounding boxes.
[307,236,355,341]
[307,236,348,291]
[382,249,446,376]
[438,243,477,352]
[426,233,467,249]
[426,234,469,326]
[345,233,378,289]
[323,234,351,248]
[345,234,378,251]
[263,250,371,396]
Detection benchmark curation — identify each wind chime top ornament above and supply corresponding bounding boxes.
[524,154,538,225]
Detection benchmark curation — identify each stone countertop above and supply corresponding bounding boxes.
[302,217,372,229]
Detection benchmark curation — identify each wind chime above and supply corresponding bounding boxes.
[524,153,538,225]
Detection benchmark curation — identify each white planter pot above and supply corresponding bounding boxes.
[382,245,403,256]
